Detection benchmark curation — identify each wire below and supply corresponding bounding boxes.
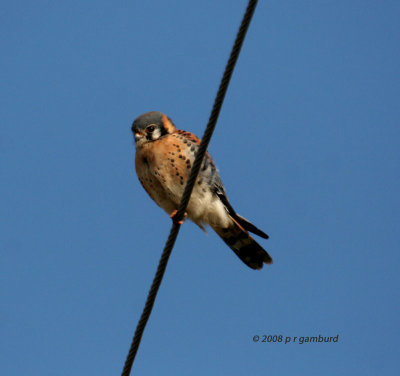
[121,1,258,374]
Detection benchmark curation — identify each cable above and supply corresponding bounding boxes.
[122,1,258,374]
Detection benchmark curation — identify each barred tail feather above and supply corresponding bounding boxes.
[211,218,272,270]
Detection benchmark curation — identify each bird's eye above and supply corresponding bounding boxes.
[146,125,156,133]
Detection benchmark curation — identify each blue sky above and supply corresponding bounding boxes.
[1,1,399,375]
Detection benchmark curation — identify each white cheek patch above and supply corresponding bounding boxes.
[149,128,161,141]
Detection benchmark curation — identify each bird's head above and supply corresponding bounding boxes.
[131,111,177,147]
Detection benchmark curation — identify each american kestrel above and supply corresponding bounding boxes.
[132,111,272,269]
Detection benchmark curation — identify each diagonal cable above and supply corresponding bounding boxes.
[122,1,258,374]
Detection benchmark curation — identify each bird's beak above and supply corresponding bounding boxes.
[134,131,144,143]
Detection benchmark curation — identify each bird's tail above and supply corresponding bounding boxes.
[211,215,272,270]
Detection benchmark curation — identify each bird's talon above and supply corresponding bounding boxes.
[170,210,187,225]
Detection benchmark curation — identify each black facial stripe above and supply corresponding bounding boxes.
[159,124,168,137]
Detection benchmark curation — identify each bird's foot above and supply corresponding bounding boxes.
[170,210,187,225]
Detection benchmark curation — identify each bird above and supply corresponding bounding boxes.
[131,111,272,269]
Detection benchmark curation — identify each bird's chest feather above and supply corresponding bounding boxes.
[135,135,196,212]
[135,133,228,227]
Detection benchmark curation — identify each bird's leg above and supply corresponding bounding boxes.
[170,209,187,225]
